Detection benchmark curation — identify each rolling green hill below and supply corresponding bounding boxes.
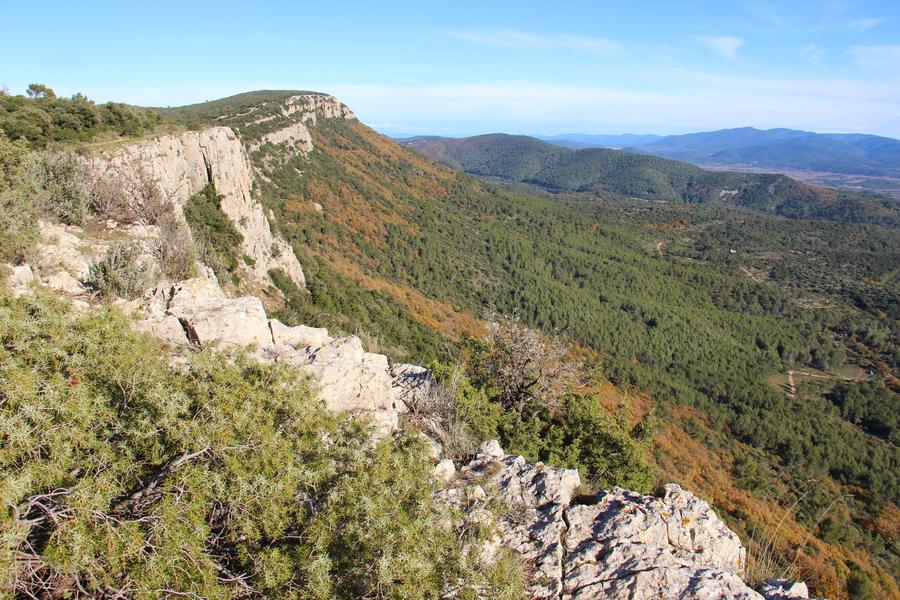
[403,133,900,225]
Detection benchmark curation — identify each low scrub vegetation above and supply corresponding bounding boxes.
[417,315,655,492]
[87,243,152,299]
[0,291,524,599]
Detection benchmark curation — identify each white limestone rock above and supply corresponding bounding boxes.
[433,459,456,483]
[389,363,433,413]
[283,336,399,414]
[93,126,305,290]
[439,448,769,600]
[269,318,332,350]
[476,439,506,459]
[442,444,581,600]
[132,271,271,352]
[6,264,38,297]
[566,484,747,577]
[759,580,810,599]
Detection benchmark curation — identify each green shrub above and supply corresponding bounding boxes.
[87,243,152,299]
[153,214,197,281]
[183,183,243,281]
[0,135,41,261]
[0,291,522,599]
[432,360,654,493]
[22,151,91,225]
[0,86,159,147]
[847,563,877,600]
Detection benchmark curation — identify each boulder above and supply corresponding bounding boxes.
[269,318,332,350]
[282,336,399,414]
[476,439,506,459]
[177,295,271,349]
[432,459,456,483]
[389,363,433,413]
[566,484,748,577]
[6,264,38,297]
[441,443,581,600]
[128,273,404,435]
[32,222,99,294]
[759,580,810,599]
[132,272,272,352]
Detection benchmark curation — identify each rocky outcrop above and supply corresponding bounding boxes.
[564,485,752,599]
[248,94,356,157]
[438,442,810,600]
[94,126,304,289]
[759,580,811,599]
[123,271,408,435]
[26,221,159,296]
[389,363,432,412]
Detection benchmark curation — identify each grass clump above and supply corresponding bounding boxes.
[0,290,523,599]
[87,242,152,299]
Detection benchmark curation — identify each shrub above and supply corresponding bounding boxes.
[0,86,159,147]
[0,132,29,193]
[121,164,172,225]
[183,183,243,281]
[0,291,522,599]
[0,136,41,262]
[469,313,580,423]
[87,243,151,299]
[21,151,91,225]
[153,214,197,281]
[433,356,654,492]
[404,364,477,459]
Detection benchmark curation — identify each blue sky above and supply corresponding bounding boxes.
[2,1,899,136]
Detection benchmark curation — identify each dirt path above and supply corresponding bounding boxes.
[739,266,763,284]
[786,369,830,398]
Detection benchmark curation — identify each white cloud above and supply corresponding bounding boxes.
[444,28,619,52]
[852,45,900,69]
[696,36,744,59]
[845,17,887,33]
[800,43,825,64]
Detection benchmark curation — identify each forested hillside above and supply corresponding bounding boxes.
[405,133,900,225]
[160,91,900,598]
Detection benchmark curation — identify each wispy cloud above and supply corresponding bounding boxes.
[742,2,788,27]
[696,36,744,59]
[852,45,900,69]
[444,28,619,52]
[800,43,825,64]
[845,17,886,33]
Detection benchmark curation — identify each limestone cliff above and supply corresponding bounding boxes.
[93,126,305,289]
[245,93,356,161]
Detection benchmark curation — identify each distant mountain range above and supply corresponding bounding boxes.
[400,133,900,224]
[629,127,900,178]
[397,127,900,198]
[537,133,663,149]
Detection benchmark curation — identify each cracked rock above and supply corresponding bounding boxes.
[438,446,807,600]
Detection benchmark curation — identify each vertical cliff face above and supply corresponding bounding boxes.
[95,126,305,289]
